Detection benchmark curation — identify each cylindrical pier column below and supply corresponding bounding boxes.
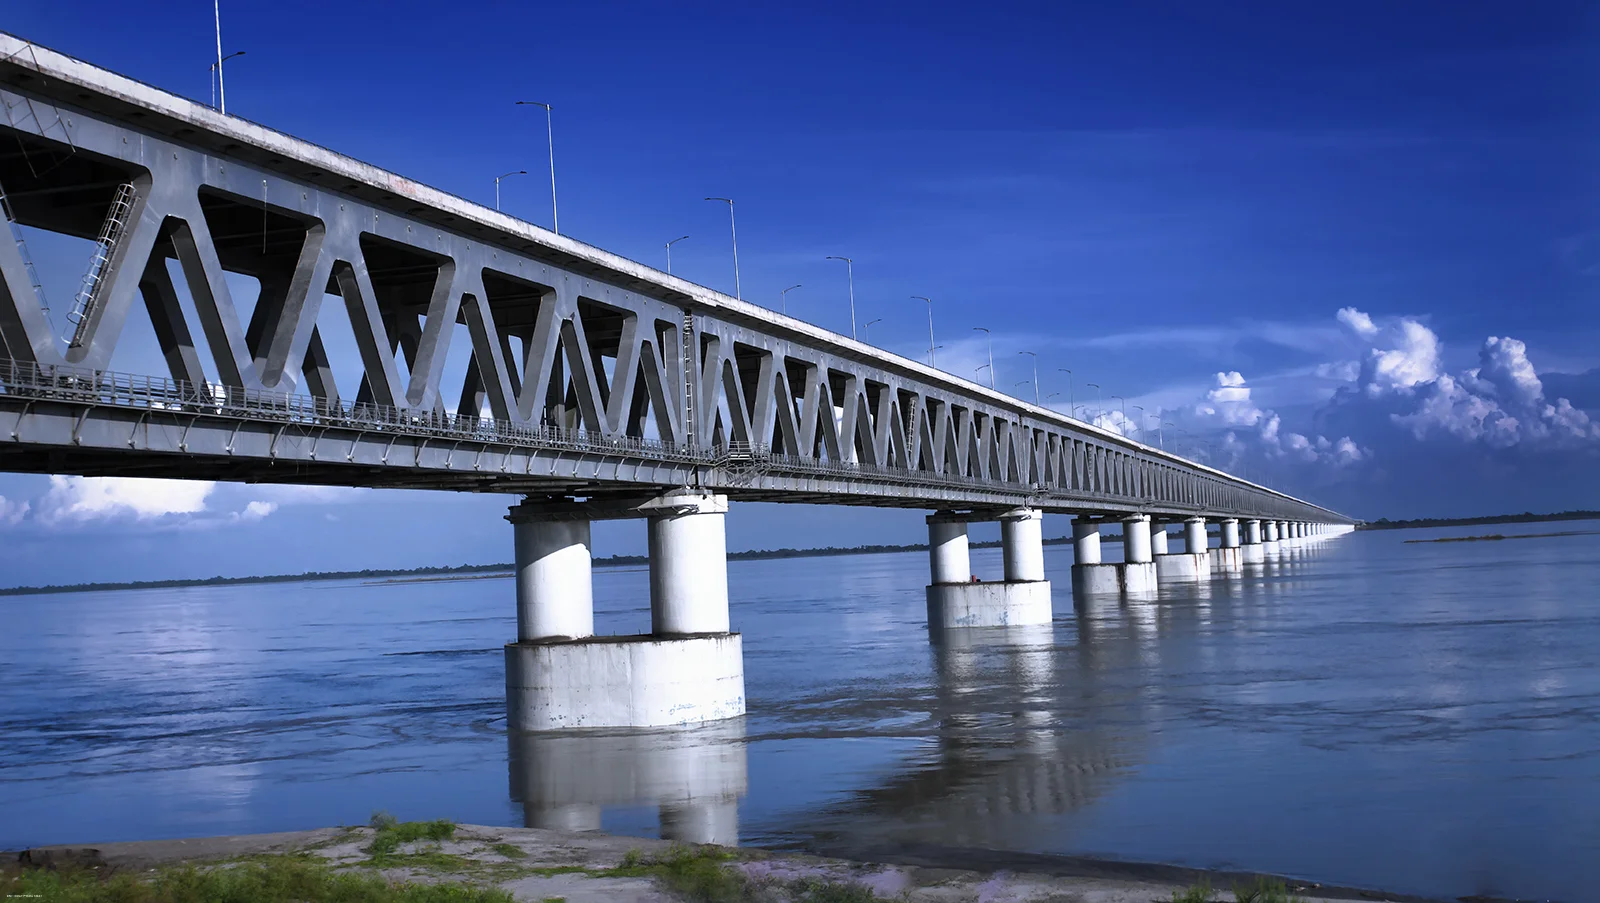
[649,492,731,635]
[1185,517,1208,554]
[1123,515,1153,564]
[1245,519,1262,545]
[1264,520,1280,542]
[1221,518,1240,548]
[928,516,971,584]
[508,508,595,642]
[1001,508,1046,582]
[1150,523,1170,556]
[1073,517,1102,564]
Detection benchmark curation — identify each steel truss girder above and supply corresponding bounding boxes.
[0,34,1351,525]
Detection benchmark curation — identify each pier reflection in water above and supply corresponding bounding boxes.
[508,721,748,844]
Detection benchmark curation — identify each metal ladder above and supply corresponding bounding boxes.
[681,311,696,448]
[0,175,53,328]
[64,182,137,348]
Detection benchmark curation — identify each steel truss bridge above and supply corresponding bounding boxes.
[0,33,1349,524]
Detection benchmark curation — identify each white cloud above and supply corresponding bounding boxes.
[238,500,277,522]
[23,477,366,530]
[1335,306,1378,339]
[0,495,30,526]
[1330,311,1600,450]
[39,476,215,525]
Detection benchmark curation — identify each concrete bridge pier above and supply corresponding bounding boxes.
[1121,515,1159,595]
[925,508,1053,629]
[1070,516,1118,598]
[1241,519,1266,565]
[1155,516,1212,583]
[1210,518,1243,574]
[1261,519,1282,557]
[504,490,746,731]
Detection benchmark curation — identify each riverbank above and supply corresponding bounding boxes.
[3,820,1454,903]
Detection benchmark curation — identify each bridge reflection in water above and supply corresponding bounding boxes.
[507,721,748,845]
[497,546,1339,853]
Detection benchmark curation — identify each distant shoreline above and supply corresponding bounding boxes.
[0,534,1120,599]
[8,508,1595,599]
[1356,510,1600,531]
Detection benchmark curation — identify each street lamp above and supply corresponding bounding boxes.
[1087,383,1102,422]
[515,101,559,234]
[208,50,244,112]
[665,235,689,274]
[1133,405,1146,440]
[976,364,991,381]
[707,198,741,299]
[1112,395,1127,433]
[780,284,801,315]
[826,256,856,339]
[1057,369,1074,420]
[1018,351,1039,404]
[863,318,882,343]
[972,327,994,388]
[209,2,239,113]
[494,170,527,211]
[912,296,935,366]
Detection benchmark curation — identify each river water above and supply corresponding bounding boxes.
[2,525,1596,902]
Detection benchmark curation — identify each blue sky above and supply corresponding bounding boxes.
[2,1,1598,584]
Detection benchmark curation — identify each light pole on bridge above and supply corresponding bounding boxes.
[912,296,935,367]
[494,170,527,212]
[1018,351,1038,404]
[706,198,742,300]
[863,318,882,344]
[1087,382,1102,424]
[972,327,994,387]
[1112,395,1127,435]
[515,101,560,235]
[826,256,857,339]
[780,284,801,315]
[665,235,688,274]
[1058,369,1074,419]
[208,50,244,113]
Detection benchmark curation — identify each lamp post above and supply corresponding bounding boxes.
[912,296,934,366]
[1087,383,1102,423]
[1134,405,1146,440]
[706,198,741,300]
[1057,368,1074,420]
[211,2,232,113]
[208,50,244,112]
[494,170,527,211]
[780,284,801,315]
[665,235,688,274]
[1112,395,1127,434]
[515,101,559,234]
[972,327,994,388]
[863,318,882,343]
[976,364,991,382]
[826,256,856,339]
[1018,351,1038,404]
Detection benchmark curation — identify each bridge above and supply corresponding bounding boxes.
[0,32,1354,732]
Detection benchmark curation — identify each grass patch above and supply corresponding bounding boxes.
[1173,880,1214,902]
[1233,876,1307,903]
[605,847,885,903]
[2,855,511,903]
[366,813,457,864]
[488,844,526,860]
